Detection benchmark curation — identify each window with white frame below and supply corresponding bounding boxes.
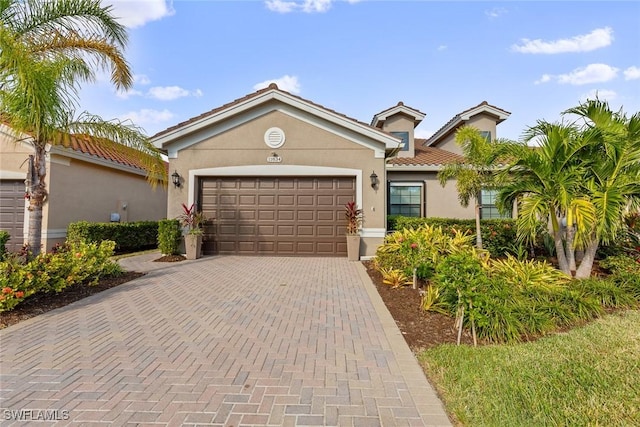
[480,189,511,219]
[389,182,424,217]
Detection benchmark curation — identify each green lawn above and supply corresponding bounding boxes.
[419,310,640,426]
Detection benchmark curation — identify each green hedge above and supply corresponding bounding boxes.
[390,216,519,258]
[0,231,9,260]
[67,221,159,253]
[158,219,181,255]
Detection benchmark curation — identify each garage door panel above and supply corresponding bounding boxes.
[201,177,355,256]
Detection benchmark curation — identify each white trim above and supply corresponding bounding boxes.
[425,104,510,147]
[371,104,426,128]
[165,104,390,159]
[0,170,27,180]
[156,89,397,155]
[360,228,386,238]
[187,165,363,209]
[42,228,67,239]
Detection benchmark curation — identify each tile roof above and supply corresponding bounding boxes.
[58,133,165,171]
[387,141,464,166]
[152,83,398,142]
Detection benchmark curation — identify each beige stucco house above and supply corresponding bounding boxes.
[0,125,168,252]
[152,85,511,259]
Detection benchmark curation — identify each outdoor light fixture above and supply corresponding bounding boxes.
[370,171,378,189]
[171,170,181,188]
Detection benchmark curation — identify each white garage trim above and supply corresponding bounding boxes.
[0,170,27,180]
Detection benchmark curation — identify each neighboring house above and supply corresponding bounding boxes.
[0,124,168,252]
[152,84,511,259]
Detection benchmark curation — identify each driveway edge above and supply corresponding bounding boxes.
[354,262,453,427]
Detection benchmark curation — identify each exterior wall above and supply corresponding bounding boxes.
[168,110,386,257]
[380,114,415,158]
[386,170,475,219]
[44,155,168,249]
[433,113,499,155]
[0,129,31,177]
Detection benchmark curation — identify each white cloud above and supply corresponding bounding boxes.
[624,66,640,80]
[265,0,357,13]
[485,7,507,19]
[414,128,434,140]
[535,63,619,85]
[147,86,203,100]
[115,88,144,99]
[253,75,301,94]
[512,27,613,54]
[121,108,174,126]
[580,89,617,103]
[105,0,175,29]
[133,74,151,85]
[437,45,447,51]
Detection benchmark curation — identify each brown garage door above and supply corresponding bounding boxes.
[200,177,355,256]
[0,180,25,252]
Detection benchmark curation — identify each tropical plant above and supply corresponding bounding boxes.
[178,203,206,235]
[379,267,412,288]
[497,99,640,278]
[0,0,166,255]
[437,126,509,249]
[344,201,363,235]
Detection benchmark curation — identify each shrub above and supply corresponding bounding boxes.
[375,225,475,280]
[0,240,121,312]
[0,231,9,260]
[390,217,519,258]
[379,267,412,288]
[67,221,158,253]
[158,219,181,255]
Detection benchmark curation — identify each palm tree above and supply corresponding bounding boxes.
[496,121,596,276]
[438,126,505,249]
[1,0,166,255]
[497,99,639,278]
[564,99,640,278]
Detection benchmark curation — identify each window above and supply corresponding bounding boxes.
[389,182,423,217]
[479,131,491,142]
[480,189,511,219]
[391,131,409,151]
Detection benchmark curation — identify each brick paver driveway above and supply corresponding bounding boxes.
[0,255,451,426]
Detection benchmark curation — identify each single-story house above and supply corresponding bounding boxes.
[152,84,511,259]
[0,124,168,252]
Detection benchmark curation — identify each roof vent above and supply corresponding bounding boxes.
[264,127,286,148]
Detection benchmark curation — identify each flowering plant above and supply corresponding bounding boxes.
[178,203,206,235]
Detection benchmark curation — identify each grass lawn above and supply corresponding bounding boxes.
[419,310,640,426]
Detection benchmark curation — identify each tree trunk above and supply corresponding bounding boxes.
[27,142,48,256]
[575,239,599,279]
[553,229,570,275]
[475,203,483,249]
[565,224,577,276]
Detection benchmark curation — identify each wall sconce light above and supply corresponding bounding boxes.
[171,170,181,188]
[370,171,378,189]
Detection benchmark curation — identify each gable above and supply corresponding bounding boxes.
[153,86,398,159]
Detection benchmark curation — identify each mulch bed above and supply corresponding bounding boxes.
[0,271,145,329]
[363,261,474,350]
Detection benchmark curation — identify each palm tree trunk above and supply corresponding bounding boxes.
[575,239,598,279]
[565,224,577,276]
[475,204,483,249]
[553,229,570,275]
[27,142,47,256]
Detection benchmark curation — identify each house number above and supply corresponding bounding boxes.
[267,155,282,163]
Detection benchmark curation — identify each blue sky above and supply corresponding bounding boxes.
[80,1,640,142]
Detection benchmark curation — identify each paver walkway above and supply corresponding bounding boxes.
[0,254,451,426]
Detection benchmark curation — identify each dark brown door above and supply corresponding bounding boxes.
[200,177,355,256]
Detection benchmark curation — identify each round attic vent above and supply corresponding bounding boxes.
[264,127,286,148]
